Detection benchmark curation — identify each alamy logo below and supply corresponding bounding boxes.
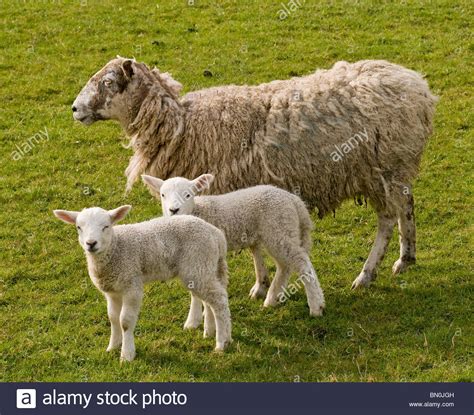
[16,389,37,409]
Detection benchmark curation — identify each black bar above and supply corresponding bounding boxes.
[2,382,472,415]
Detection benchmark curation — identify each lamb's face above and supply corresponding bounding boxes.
[53,205,131,255]
[160,178,197,217]
[72,58,141,125]
[141,174,214,217]
[75,208,115,254]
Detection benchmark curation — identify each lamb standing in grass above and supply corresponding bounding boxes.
[53,205,231,362]
[142,174,325,320]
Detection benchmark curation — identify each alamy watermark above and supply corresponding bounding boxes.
[330,128,369,162]
[11,127,49,161]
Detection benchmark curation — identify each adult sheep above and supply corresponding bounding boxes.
[72,57,437,289]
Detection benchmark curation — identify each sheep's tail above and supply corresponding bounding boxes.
[216,230,229,289]
[293,195,313,252]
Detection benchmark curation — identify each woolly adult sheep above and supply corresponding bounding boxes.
[53,205,231,361]
[142,173,325,317]
[72,58,437,289]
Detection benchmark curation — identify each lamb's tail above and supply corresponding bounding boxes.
[216,230,229,289]
[293,195,314,252]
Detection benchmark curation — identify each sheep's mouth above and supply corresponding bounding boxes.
[87,246,99,253]
[75,115,96,125]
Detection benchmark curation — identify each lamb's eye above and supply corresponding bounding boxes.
[185,194,191,200]
[161,194,165,198]
[77,226,81,231]
[102,226,109,231]
[103,79,112,87]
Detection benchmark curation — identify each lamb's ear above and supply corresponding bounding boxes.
[109,205,132,224]
[53,210,79,225]
[160,72,183,96]
[141,175,164,192]
[121,59,134,79]
[192,174,214,192]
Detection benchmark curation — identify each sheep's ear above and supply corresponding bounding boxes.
[141,175,164,192]
[53,210,79,225]
[109,205,132,224]
[193,174,214,192]
[121,59,134,79]
[160,72,183,96]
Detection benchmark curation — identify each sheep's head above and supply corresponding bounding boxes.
[141,174,214,217]
[53,205,131,254]
[72,57,183,127]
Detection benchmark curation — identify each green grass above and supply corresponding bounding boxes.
[0,0,472,382]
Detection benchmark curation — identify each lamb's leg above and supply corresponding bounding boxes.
[120,289,143,362]
[263,262,291,308]
[393,193,417,275]
[105,293,123,352]
[351,212,397,289]
[249,246,270,299]
[197,282,231,351]
[184,293,203,329]
[295,254,325,317]
[203,302,216,338]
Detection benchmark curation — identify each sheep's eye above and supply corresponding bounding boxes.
[77,226,81,231]
[161,194,165,198]
[102,226,109,231]
[185,194,191,200]
[103,79,113,87]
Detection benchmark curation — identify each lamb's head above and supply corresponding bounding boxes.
[72,57,183,127]
[141,174,214,217]
[53,205,131,254]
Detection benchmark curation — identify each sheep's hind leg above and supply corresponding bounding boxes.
[249,246,270,299]
[183,293,203,329]
[106,293,123,352]
[393,193,417,275]
[351,212,397,289]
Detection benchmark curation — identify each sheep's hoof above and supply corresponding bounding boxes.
[351,271,373,290]
[392,257,416,275]
[249,283,268,300]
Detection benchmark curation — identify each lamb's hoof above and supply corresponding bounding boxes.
[106,343,121,352]
[351,271,374,290]
[310,305,325,317]
[249,283,268,300]
[214,339,232,352]
[392,258,415,275]
[263,295,279,308]
[120,349,136,363]
[203,328,216,338]
[183,320,201,330]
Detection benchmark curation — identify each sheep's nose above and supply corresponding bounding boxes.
[86,240,97,249]
[72,105,78,112]
[169,208,180,215]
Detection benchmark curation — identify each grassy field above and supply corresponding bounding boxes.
[0,0,472,382]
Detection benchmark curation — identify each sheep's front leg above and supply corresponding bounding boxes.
[184,293,203,329]
[249,246,270,299]
[105,293,123,352]
[120,289,143,362]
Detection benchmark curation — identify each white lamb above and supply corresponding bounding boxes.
[53,205,231,362]
[141,174,325,320]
